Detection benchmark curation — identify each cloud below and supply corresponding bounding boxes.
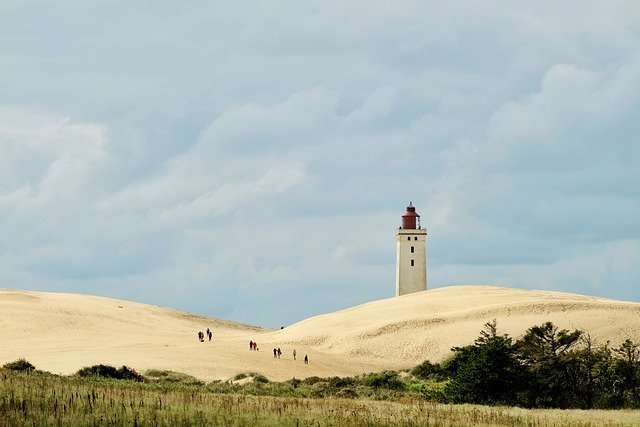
[1,2,639,326]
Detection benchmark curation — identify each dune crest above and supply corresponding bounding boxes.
[1,286,639,381]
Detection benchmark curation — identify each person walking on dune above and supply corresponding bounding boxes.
[293,349,297,360]
[277,348,282,359]
[249,340,254,351]
[273,348,277,358]
[304,354,309,365]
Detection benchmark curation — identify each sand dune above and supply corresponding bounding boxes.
[1,286,639,381]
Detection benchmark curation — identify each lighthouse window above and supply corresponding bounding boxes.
[411,259,414,267]
[414,237,418,241]
[411,246,414,253]
[407,236,411,241]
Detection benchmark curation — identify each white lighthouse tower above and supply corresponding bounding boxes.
[395,202,427,296]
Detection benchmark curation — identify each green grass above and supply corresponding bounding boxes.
[1,369,640,426]
[144,369,204,387]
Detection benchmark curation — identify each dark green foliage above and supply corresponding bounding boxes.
[252,374,269,384]
[612,339,640,407]
[516,321,583,408]
[3,359,35,372]
[362,371,404,389]
[76,364,143,381]
[288,377,301,388]
[436,319,640,409]
[411,360,447,380]
[301,376,323,385]
[328,376,357,388]
[116,365,144,381]
[444,320,523,405]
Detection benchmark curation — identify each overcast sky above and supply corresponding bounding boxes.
[1,1,639,327]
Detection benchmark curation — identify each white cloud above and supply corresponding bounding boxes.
[1,2,639,325]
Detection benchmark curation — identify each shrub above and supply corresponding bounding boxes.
[145,370,204,386]
[309,381,330,397]
[289,377,301,388]
[302,376,323,385]
[405,381,426,393]
[411,360,448,380]
[3,359,35,372]
[145,369,170,378]
[328,376,356,388]
[420,380,448,401]
[362,371,404,390]
[253,374,269,384]
[77,364,143,382]
[117,366,144,381]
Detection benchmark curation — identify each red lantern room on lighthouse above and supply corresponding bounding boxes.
[401,201,421,230]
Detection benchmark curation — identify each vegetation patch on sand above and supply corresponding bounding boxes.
[144,369,204,387]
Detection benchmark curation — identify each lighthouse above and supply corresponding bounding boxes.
[395,202,427,296]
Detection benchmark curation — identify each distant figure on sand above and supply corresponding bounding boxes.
[277,348,282,359]
[304,354,309,365]
[273,348,277,358]
[207,328,212,341]
[249,340,254,351]
[197,331,204,342]
[293,349,297,360]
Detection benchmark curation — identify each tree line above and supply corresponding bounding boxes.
[412,320,640,409]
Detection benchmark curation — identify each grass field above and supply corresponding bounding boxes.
[1,370,640,426]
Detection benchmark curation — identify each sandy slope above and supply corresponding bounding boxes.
[1,286,639,381]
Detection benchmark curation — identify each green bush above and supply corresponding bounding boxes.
[302,376,323,385]
[3,359,35,372]
[289,377,301,388]
[362,371,404,390]
[420,380,448,401]
[411,360,448,380]
[117,365,144,381]
[253,374,269,384]
[328,376,356,388]
[77,364,143,382]
[145,369,204,386]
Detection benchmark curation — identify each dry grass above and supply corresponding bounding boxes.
[0,371,639,426]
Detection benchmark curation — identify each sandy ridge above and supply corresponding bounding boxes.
[1,285,639,381]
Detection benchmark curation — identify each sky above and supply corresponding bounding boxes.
[1,1,639,327]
